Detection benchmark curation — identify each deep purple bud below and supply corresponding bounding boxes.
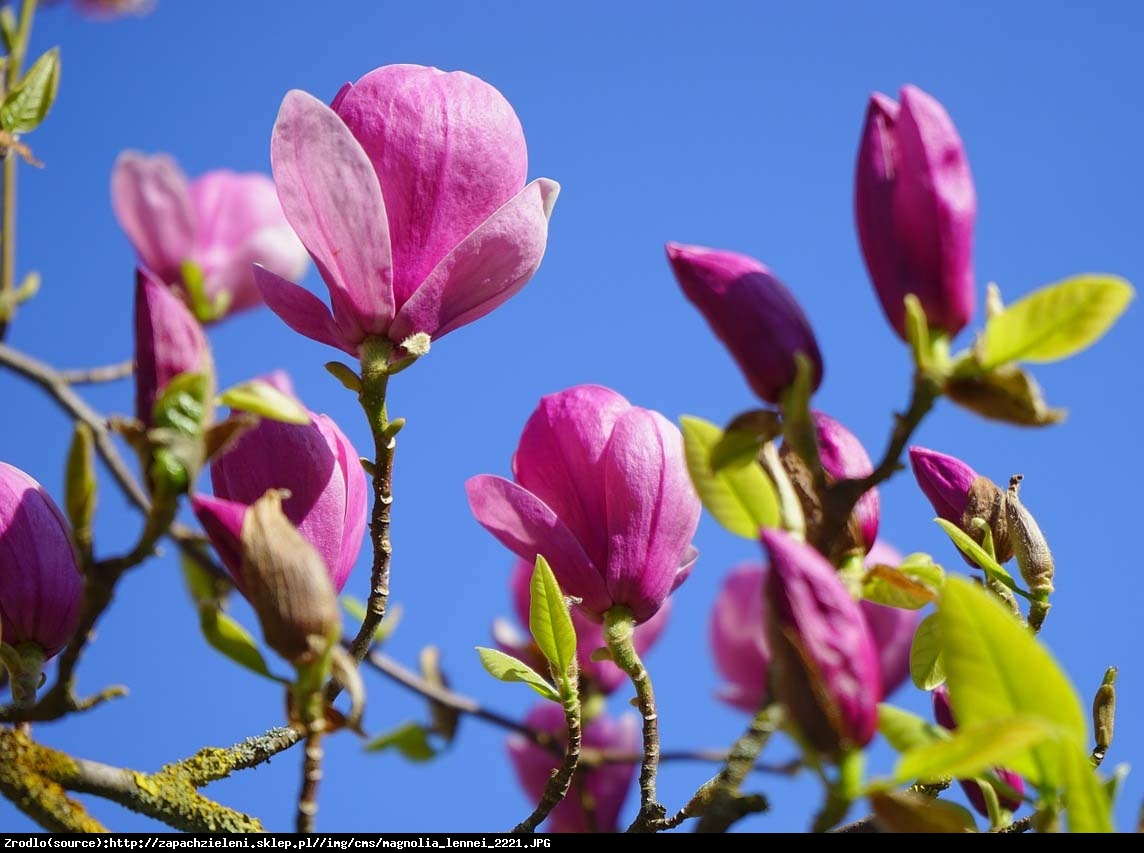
[855,85,976,339]
[498,558,671,695]
[133,268,212,427]
[0,463,83,659]
[909,446,1011,561]
[507,703,639,832]
[192,373,367,593]
[932,685,1025,815]
[666,242,823,404]
[761,529,881,754]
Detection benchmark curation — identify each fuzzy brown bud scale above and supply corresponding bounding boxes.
[1004,476,1054,597]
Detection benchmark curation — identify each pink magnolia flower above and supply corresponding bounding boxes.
[191,372,367,593]
[809,411,879,553]
[256,64,560,357]
[710,543,918,714]
[133,269,212,428]
[494,558,671,695]
[467,385,700,624]
[855,85,976,339]
[762,529,880,754]
[507,703,639,832]
[0,463,83,659]
[666,243,822,404]
[112,152,308,319]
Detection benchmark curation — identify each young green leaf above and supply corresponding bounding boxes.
[862,564,938,609]
[364,721,437,762]
[1059,743,1113,832]
[934,518,1022,594]
[937,577,1087,788]
[898,553,946,590]
[679,415,779,539]
[528,555,576,679]
[342,596,402,644]
[198,606,282,683]
[877,703,950,754]
[475,647,560,703]
[909,612,946,690]
[218,379,310,425]
[981,275,1133,369]
[894,715,1057,784]
[1,47,60,135]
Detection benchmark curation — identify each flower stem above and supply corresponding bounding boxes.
[604,605,664,832]
[512,667,581,833]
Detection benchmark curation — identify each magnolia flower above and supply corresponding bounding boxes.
[507,703,638,832]
[112,152,308,319]
[256,64,559,356]
[192,372,367,593]
[0,463,83,659]
[467,385,700,623]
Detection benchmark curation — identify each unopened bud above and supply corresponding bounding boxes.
[65,423,97,559]
[1005,475,1054,597]
[1093,667,1117,760]
[239,490,340,665]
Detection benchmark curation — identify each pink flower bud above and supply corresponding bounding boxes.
[133,269,211,428]
[497,559,672,695]
[467,385,700,624]
[191,373,367,593]
[762,529,880,754]
[0,463,83,659]
[666,242,822,404]
[256,64,559,356]
[112,152,308,318]
[909,446,1011,562]
[507,703,638,832]
[855,85,976,339]
[932,685,1025,815]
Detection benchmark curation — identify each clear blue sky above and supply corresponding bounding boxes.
[3,0,1142,833]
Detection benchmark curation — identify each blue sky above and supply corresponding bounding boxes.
[2,0,1142,833]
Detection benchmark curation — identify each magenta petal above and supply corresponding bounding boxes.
[111,151,195,281]
[601,409,701,622]
[253,266,358,356]
[465,475,610,618]
[314,413,368,591]
[389,179,559,342]
[710,563,770,713]
[908,445,978,525]
[134,270,211,426]
[335,65,529,304]
[271,89,395,337]
[191,494,247,588]
[511,384,632,571]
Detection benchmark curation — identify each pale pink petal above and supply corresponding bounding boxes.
[111,151,195,280]
[271,89,395,336]
[465,475,610,618]
[390,179,559,342]
[254,266,358,356]
[315,413,368,592]
[335,64,528,304]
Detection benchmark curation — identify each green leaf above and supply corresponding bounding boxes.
[877,703,950,754]
[1061,744,1113,832]
[937,577,1087,788]
[933,519,1022,595]
[528,556,576,679]
[153,371,211,437]
[364,721,437,762]
[680,415,780,538]
[198,606,280,682]
[862,564,938,610]
[909,612,946,690]
[895,715,1057,784]
[869,790,977,833]
[709,410,781,472]
[475,647,560,703]
[1,48,60,134]
[981,275,1134,369]
[341,596,402,644]
[218,379,310,425]
[898,552,946,590]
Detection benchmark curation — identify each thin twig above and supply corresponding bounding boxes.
[692,705,781,833]
[512,671,581,833]
[59,359,134,385]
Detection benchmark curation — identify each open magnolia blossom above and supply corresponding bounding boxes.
[255,64,560,356]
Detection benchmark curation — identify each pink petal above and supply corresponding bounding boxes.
[111,151,195,281]
[465,475,610,618]
[271,89,395,337]
[253,266,358,356]
[510,384,630,571]
[389,179,559,342]
[334,64,529,304]
[315,413,368,592]
[191,493,248,589]
[602,409,701,622]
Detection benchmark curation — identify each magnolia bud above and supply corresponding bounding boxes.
[909,447,1012,562]
[1093,667,1116,761]
[239,490,340,665]
[1004,475,1053,597]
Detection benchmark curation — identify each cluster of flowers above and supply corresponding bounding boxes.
[0,56,1016,829]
